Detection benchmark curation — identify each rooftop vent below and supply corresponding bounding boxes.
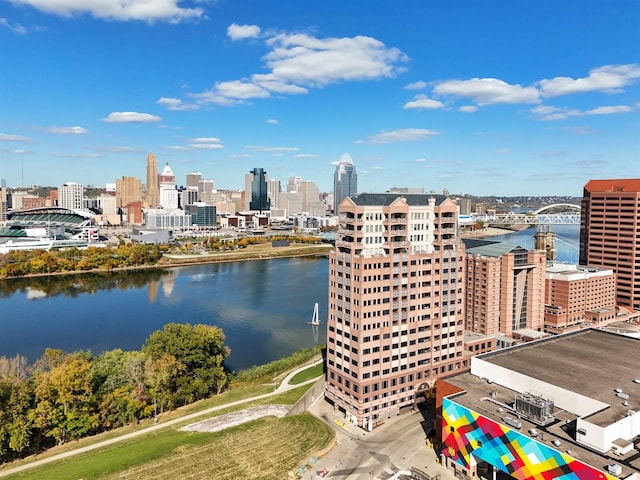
[617,392,629,399]
[615,388,623,393]
[633,379,640,384]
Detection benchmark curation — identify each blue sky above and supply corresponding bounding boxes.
[1,0,639,196]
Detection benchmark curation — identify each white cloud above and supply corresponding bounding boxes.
[403,94,444,110]
[266,118,278,125]
[187,31,407,106]
[0,18,27,34]
[231,153,251,158]
[47,126,88,134]
[48,152,101,158]
[271,153,283,157]
[540,64,640,97]
[102,112,162,123]
[164,145,190,151]
[433,78,540,105]
[188,143,224,150]
[295,153,320,158]
[264,33,407,88]
[532,103,632,121]
[415,158,426,163]
[191,137,222,143]
[157,96,198,111]
[366,128,439,144]
[458,105,478,113]
[405,80,427,90]
[227,23,261,40]
[583,105,631,115]
[9,0,202,23]
[245,145,299,152]
[0,133,29,141]
[495,148,511,154]
[214,80,270,100]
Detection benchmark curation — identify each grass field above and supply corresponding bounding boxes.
[6,385,333,480]
[10,413,333,480]
[289,363,324,385]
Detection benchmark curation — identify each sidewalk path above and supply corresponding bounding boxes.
[0,358,324,478]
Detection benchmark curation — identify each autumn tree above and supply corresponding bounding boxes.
[142,323,230,407]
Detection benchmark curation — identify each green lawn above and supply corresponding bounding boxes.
[289,363,324,385]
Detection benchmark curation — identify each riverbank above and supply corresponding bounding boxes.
[460,226,528,238]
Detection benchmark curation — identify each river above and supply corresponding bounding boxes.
[0,227,579,371]
[0,256,328,371]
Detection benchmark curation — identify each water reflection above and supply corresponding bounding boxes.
[0,257,328,371]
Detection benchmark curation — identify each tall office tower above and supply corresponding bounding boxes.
[145,153,160,208]
[115,176,143,208]
[580,179,640,311]
[463,240,545,338]
[326,193,466,427]
[247,168,270,213]
[186,172,202,190]
[159,163,178,209]
[299,180,325,216]
[58,182,84,210]
[268,179,281,209]
[333,153,357,214]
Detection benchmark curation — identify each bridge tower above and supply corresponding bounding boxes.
[534,225,556,260]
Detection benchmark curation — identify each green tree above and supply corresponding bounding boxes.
[142,323,230,406]
[30,351,98,445]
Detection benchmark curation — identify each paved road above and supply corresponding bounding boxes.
[0,358,323,478]
[300,397,458,480]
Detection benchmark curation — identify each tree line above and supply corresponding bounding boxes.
[0,323,230,463]
[0,244,166,278]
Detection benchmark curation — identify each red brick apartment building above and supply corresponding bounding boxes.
[544,263,617,334]
[463,240,546,339]
[326,193,466,428]
[580,179,640,312]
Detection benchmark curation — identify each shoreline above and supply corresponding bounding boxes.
[460,226,528,238]
[0,243,333,281]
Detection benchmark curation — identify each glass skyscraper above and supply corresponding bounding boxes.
[248,167,270,212]
[333,153,357,214]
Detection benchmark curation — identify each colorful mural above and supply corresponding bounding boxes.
[442,398,614,480]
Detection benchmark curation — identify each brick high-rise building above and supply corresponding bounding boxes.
[115,176,142,208]
[580,179,640,311]
[326,193,466,427]
[463,240,546,338]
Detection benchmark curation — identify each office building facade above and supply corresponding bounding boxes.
[326,193,466,427]
[544,263,617,334]
[58,182,84,210]
[464,240,546,338]
[145,153,160,208]
[580,179,640,311]
[115,176,142,208]
[333,153,357,214]
[247,168,270,213]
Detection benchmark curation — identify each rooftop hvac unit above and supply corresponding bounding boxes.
[607,464,622,476]
[502,416,522,429]
[515,392,555,426]
[616,392,630,399]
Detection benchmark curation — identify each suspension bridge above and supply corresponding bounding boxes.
[468,203,581,226]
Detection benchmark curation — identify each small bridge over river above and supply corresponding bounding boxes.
[469,203,581,226]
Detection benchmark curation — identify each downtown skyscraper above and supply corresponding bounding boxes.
[246,168,270,213]
[145,153,160,208]
[333,153,357,214]
[580,179,640,312]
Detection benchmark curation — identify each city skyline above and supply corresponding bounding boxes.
[1,1,639,195]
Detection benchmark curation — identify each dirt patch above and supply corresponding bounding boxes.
[180,404,291,433]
